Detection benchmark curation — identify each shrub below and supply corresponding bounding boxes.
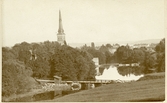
[2,91,54,102]
[2,59,35,97]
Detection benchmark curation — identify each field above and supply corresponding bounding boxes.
[45,72,165,102]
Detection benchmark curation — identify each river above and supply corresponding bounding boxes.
[96,66,144,81]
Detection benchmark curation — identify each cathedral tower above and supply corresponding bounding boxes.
[57,10,66,45]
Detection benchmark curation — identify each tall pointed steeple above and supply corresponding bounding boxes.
[58,10,64,33]
[57,10,66,45]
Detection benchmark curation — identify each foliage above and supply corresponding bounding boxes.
[2,38,165,98]
[133,48,145,64]
[50,45,96,81]
[99,45,108,53]
[2,59,34,97]
[106,44,113,48]
[156,39,165,72]
[86,47,106,64]
[114,45,133,63]
[117,66,145,76]
[155,38,165,52]
[105,51,113,64]
[3,91,55,102]
[3,41,95,81]
[2,47,16,61]
[91,42,95,48]
[80,39,165,74]
[2,41,96,97]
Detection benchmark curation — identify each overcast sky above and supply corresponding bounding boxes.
[2,0,165,47]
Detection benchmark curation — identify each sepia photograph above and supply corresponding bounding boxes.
[1,0,166,102]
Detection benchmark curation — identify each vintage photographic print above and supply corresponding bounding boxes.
[2,0,166,102]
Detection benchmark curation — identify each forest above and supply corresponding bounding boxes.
[2,41,95,97]
[2,38,165,97]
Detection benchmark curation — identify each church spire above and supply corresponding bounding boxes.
[57,10,66,45]
[58,10,64,33]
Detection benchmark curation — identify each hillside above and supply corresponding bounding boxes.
[130,38,161,44]
[46,74,165,102]
[69,38,162,47]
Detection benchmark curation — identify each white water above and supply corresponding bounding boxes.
[95,66,144,81]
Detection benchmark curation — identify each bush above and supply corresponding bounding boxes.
[33,91,54,101]
[137,74,165,81]
[2,59,35,97]
[2,91,54,102]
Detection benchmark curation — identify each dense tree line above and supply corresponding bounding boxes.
[114,38,165,73]
[81,38,165,74]
[2,41,96,97]
[155,38,165,72]
[2,58,35,96]
[2,38,165,97]
[50,45,95,80]
[80,44,113,64]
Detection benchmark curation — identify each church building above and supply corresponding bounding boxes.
[57,10,66,45]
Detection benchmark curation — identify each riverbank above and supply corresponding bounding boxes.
[2,89,54,102]
[2,72,165,102]
[45,72,165,102]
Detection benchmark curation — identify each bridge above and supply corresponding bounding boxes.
[36,79,112,84]
[97,63,140,68]
[36,79,114,91]
[92,57,139,68]
[36,77,135,91]
[36,62,140,91]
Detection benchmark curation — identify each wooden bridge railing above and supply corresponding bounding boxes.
[36,79,112,84]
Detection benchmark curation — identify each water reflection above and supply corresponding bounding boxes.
[96,66,144,81]
[117,66,144,76]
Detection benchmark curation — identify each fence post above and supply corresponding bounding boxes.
[54,76,62,97]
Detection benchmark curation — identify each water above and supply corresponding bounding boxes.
[95,66,144,81]
[39,66,144,101]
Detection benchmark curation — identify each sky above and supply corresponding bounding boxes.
[2,0,165,47]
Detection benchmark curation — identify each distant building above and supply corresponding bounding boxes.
[92,58,99,66]
[57,10,66,45]
[108,48,117,54]
[133,43,149,48]
[113,43,120,48]
[92,58,100,76]
[91,42,95,48]
[149,43,157,48]
[108,44,120,54]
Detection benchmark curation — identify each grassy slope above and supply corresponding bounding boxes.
[47,74,165,102]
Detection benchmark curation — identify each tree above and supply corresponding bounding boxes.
[91,42,95,48]
[146,53,157,68]
[75,55,89,80]
[106,44,112,48]
[64,40,67,45]
[155,38,165,72]
[2,47,15,62]
[50,45,96,81]
[133,48,145,64]
[99,44,108,53]
[2,59,34,96]
[105,51,113,64]
[156,53,165,72]
[155,38,165,52]
[87,48,106,64]
[115,46,133,63]
[143,39,165,73]
[2,40,97,98]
